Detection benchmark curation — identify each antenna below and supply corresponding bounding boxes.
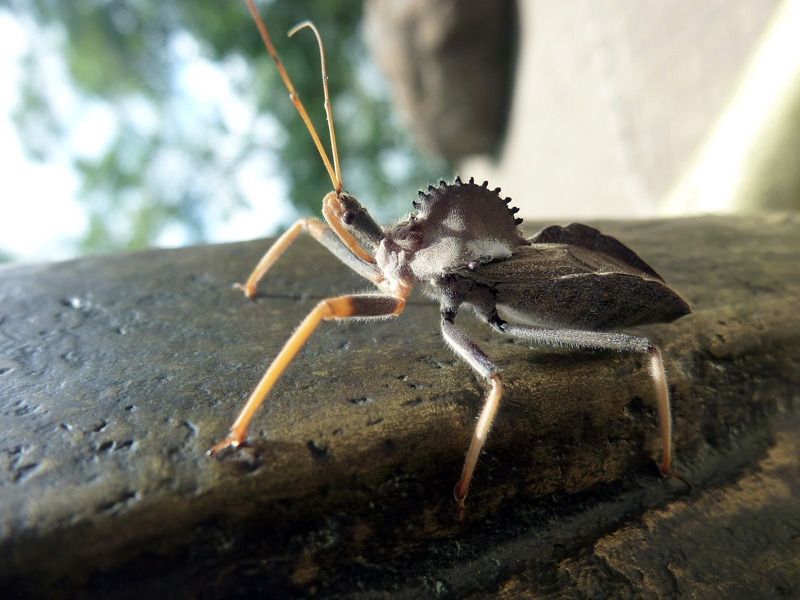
[245,0,343,193]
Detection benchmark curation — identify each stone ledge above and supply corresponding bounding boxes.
[0,214,797,597]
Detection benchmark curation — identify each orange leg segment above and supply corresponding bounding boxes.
[649,346,691,488]
[208,293,405,457]
[234,218,327,298]
[454,374,503,520]
[235,216,382,299]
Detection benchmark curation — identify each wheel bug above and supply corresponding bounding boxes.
[209,0,693,518]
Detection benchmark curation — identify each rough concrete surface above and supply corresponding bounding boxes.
[0,214,797,598]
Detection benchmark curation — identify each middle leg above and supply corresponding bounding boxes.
[440,314,504,519]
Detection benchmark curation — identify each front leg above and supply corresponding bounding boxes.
[209,293,405,456]
[236,217,382,297]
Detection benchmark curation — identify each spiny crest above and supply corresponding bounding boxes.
[413,176,525,234]
[402,176,530,280]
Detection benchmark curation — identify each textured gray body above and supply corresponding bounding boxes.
[375,178,691,331]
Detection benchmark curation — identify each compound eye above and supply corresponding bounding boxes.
[342,209,356,225]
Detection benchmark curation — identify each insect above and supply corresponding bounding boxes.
[209,0,693,518]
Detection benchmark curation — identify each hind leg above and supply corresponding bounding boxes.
[495,319,689,486]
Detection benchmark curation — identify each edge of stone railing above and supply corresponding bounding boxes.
[0,214,797,597]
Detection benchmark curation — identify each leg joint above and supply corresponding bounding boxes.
[487,310,507,332]
[300,217,326,239]
[441,310,457,323]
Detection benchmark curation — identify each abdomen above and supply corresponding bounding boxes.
[496,273,691,331]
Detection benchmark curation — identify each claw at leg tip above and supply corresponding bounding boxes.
[454,483,467,523]
[232,282,256,298]
[207,438,241,458]
[659,461,693,490]
[668,470,693,490]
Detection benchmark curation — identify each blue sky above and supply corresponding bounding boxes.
[0,8,294,263]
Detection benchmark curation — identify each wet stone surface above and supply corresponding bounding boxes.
[0,214,798,598]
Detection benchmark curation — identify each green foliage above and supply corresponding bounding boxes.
[7,0,445,256]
